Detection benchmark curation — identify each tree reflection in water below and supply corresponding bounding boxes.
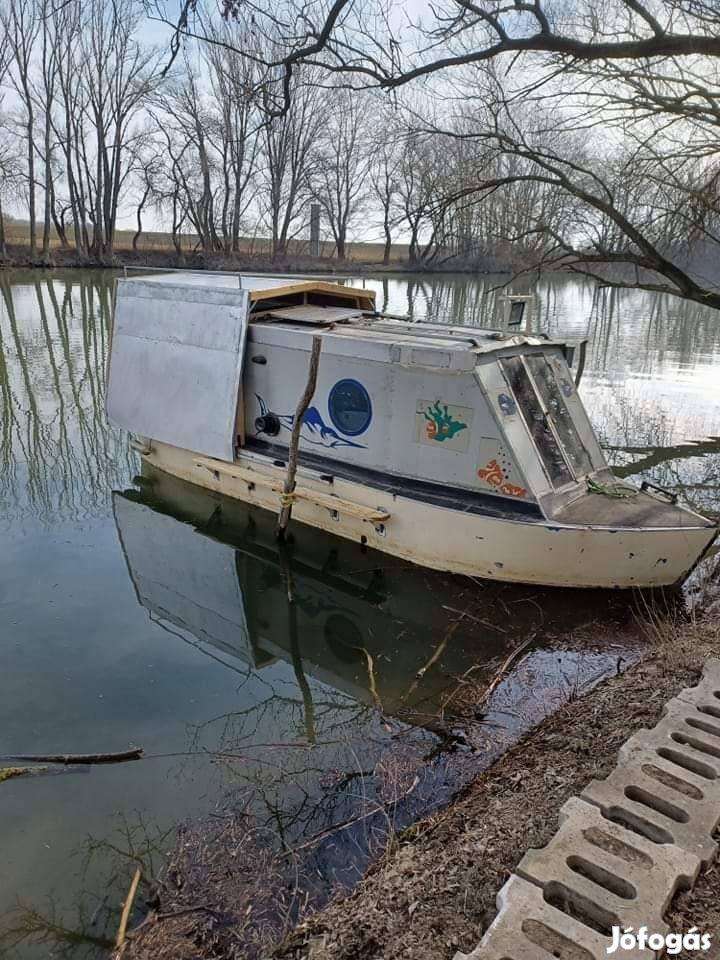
[0,813,171,959]
[0,272,135,525]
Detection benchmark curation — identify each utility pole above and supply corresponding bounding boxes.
[310,203,321,258]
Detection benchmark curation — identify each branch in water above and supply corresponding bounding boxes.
[0,747,144,765]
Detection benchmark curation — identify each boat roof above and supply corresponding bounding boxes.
[118,272,568,364]
[249,315,563,369]
[130,271,375,304]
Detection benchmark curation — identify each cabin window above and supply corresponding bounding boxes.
[328,379,373,436]
[525,355,593,478]
[508,301,526,327]
[500,356,574,488]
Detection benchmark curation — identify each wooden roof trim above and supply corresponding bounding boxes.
[248,280,376,305]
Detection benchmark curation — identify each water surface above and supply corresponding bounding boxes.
[0,270,718,958]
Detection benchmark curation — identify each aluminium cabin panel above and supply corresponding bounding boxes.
[106,279,249,461]
[244,336,529,496]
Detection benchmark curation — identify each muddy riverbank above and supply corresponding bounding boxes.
[113,610,720,960]
[0,243,518,275]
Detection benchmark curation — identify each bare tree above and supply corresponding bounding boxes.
[259,67,326,259]
[368,112,403,266]
[2,0,41,255]
[204,23,262,253]
[310,87,371,259]
[131,141,163,251]
[82,0,161,256]
[155,56,223,251]
[36,0,61,258]
[153,0,720,304]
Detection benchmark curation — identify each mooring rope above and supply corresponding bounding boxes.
[587,477,638,499]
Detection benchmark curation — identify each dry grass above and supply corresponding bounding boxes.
[273,617,720,960]
[1,222,409,263]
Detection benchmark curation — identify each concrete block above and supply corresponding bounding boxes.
[454,661,720,960]
[675,657,720,708]
[583,696,720,864]
[453,874,653,960]
[515,797,699,937]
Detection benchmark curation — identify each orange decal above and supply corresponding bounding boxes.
[479,458,527,497]
[426,421,438,440]
[478,458,504,486]
[499,482,528,498]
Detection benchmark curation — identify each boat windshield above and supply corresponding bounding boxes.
[500,354,593,488]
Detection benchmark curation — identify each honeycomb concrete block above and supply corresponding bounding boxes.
[583,695,720,864]
[515,797,699,937]
[675,657,720,708]
[455,661,720,960]
[453,874,654,960]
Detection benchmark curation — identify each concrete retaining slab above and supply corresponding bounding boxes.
[583,674,720,865]
[453,874,654,960]
[516,797,699,936]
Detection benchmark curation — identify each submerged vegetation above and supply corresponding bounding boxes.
[0,766,48,783]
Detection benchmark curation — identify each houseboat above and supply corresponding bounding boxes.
[105,272,717,589]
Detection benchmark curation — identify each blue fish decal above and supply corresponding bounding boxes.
[255,395,366,449]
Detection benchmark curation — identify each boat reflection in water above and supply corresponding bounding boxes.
[115,466,648,729]
[112,467,649,945]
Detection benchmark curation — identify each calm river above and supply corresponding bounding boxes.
[0,270,718,958]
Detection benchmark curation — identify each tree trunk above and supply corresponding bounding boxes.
[382,207,392,265]
[132,185,150,252]
[51,199,69,248]
[42,131,52,257]
[27,115,37,255]
[0,194,6,257]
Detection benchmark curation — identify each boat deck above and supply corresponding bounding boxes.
[555,489,714,530]
[253,314,557,355]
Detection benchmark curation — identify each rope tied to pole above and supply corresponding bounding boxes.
[278,491,296,508]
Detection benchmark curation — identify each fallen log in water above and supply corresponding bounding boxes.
[0,746,143,765]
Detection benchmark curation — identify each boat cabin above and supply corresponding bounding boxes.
[106,272,607,522]
[105,272,717,589]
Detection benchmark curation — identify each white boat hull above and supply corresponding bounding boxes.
[140,442,716,590]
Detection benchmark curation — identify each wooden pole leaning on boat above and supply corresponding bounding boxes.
[276,335,322,541]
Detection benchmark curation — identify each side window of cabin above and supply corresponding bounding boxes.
[525,355,593,479]
[500,357,573,488]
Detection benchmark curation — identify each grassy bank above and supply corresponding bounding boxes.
[0,243,385,274]
[112,610,720,960]
[1,221,412,265]
[0,241,519,276]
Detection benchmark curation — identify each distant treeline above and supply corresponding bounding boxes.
[0,0,569,271]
